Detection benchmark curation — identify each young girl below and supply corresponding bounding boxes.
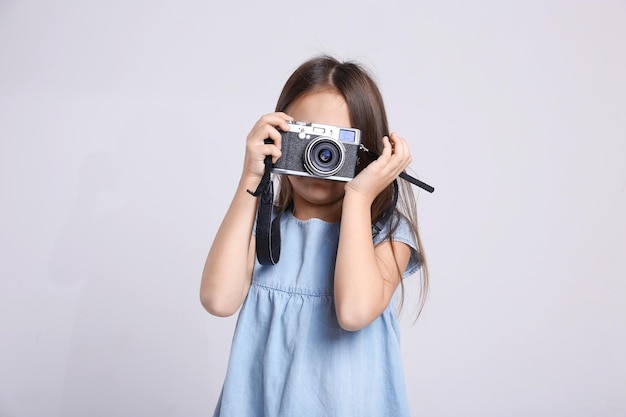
[201,55,428,417]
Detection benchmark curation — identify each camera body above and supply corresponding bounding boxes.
[272,121,361,182]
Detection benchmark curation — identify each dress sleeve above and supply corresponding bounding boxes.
[372,213,421,279]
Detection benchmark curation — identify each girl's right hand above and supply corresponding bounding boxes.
[242,112,293,179]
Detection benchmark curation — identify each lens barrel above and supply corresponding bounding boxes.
[303,137,346,177]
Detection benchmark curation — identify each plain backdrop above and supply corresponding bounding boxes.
[1,1,625,416]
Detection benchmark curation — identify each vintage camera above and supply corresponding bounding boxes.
[272,121,361,182]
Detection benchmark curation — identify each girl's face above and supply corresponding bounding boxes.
[285,90,352,221]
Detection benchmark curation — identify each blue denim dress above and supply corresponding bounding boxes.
[213,211,420,417]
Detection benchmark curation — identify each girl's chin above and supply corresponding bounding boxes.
[289,176,345,203]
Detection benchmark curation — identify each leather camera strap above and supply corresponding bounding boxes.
[247,154,282,265]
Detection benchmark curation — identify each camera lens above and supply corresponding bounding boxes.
[304,137,346,177]
[318,148,333,163]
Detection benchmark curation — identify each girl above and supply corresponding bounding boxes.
[201,55,428,417]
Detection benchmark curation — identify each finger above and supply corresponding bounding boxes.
[265,125,283,148]
[262,112,294,130]
[262,143,282,164]
[376,137,407,180]
[259,112,293,124]
[273,112,294,134]
[383,134,407,171]
[388,132,404,158]
[274,111,294,121]
[249,123,282,146]
[379,136,393,161]
[389,132,411,166]
[251,125,283,164]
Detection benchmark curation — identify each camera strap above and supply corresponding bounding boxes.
[247,154,282,265]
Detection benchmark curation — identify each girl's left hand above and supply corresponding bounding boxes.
[345,132,412,203]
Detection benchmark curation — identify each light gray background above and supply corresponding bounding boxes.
[1,1,625,416]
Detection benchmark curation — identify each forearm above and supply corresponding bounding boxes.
[334,133,413,330]
[200,175,260,316]
[334,191,388,331]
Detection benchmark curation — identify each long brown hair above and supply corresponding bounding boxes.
[274,55,428,318]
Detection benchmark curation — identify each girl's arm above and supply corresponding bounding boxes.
[334,132,413,331]
[200,113,292,317]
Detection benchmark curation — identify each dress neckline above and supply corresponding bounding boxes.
[285,209,341,227]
